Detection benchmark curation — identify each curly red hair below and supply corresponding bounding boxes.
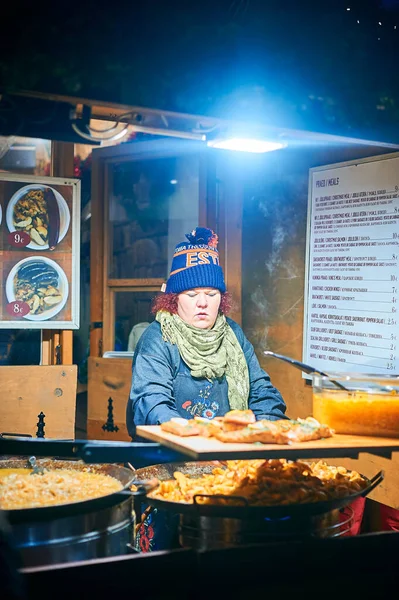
[152,291,232,316]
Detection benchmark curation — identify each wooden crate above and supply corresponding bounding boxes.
[87,357,132,441]
[0,365,77,439]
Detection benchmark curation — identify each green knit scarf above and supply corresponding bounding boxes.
[156,311,249,411]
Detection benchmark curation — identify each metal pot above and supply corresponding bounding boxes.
[134,462,218,552]
[135,461,384,551]
[177,507,355,550]
[0,458,152,567]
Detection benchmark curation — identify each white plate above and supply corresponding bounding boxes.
[0,204,2,226]
[6,184,70,250]
[6,256,69,321]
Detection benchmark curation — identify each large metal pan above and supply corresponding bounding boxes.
[0,458,152,525]
[136,461,384,519]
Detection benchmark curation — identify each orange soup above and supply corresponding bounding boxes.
[313,390,399,438]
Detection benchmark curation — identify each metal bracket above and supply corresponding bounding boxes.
[0,438,187,467]
[55,344,62,365]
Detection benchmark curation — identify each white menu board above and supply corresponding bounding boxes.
[303,152,399,375]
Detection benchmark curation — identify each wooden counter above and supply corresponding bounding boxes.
[136,425,399,460]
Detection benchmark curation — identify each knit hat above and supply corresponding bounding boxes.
[165,227,226,294]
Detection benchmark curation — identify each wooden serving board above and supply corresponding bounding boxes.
[136,426,399,461]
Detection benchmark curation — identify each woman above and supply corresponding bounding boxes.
[127,227,287,435]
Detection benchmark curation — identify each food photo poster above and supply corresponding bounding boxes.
[0,173,81,329]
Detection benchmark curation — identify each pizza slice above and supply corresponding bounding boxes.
[249,417,334,444]
[160,418,201,437]
[213,417,334,444]
[222,409,256,431]
[276,417,334,443]
[214,420,281,443]
[192,416,224,437]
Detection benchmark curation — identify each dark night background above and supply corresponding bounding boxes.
[0,0,399,138]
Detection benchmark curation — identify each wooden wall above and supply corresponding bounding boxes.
[0,365,77,439]
[87,357,132,440]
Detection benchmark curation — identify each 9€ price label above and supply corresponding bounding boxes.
[7,231,31,247]
[6,301,30,317]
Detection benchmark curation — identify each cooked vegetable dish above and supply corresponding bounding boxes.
[149,459,368,506]
[0,468,123,510]
[13,187,60,248]
[14,261,62,316]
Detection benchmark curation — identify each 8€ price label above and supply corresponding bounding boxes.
[7,231,31,247]
[6,301,31,317]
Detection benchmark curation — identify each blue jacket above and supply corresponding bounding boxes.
[126,317,288,435]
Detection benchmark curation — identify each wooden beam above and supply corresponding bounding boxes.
[199,151,217,230]
[41,331,52,366]
[108,278,165,288]
[51,141,75,177]
[60,331,73,364]
[102,164,112,354]
[214,156,243,325]
[222,169,243,325]
[10,88,219,128]
[89,154,105,357]
[11,89,395,150]
[40,141,75,365]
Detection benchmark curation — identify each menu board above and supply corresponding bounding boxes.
[0,173,80,329]
[303,152,399,375]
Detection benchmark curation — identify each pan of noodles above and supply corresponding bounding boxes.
[0,458,157,567]
[135,459,384,519]
[0,458,155,524]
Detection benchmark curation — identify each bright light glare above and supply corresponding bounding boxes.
[207,138,286,153]
[108,127,130,142]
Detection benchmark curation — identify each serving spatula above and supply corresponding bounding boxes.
[263,350,349,391]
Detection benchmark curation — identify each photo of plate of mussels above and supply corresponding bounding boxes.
[6,257,69,321]
[6,184,70,251]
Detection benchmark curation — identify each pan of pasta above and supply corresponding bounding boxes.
[0,458,154,522]
[135,459,384,519]
[0,458,160,567]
